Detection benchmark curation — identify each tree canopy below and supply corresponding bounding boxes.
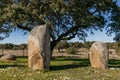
[0,0,119,52]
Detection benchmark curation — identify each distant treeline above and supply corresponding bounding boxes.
[0,41,119,50]
[0,43,27,50]
[55,41,119,50]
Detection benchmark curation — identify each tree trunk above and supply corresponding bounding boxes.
[50,40,60,58]
[50,42,56,57]
[118,42,120,48]
[23,49,25,56]
[58,48,61,53]
[2,49,4,55]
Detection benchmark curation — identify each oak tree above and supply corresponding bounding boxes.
[0,0,118,54]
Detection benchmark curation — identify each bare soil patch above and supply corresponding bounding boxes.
[0,48,120,59]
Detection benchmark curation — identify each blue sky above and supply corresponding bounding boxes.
[70,29,115,43]
[0,30,29,44]
[0,28,115,44]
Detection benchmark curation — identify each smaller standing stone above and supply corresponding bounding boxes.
[0,54,16,60]
[89,41,109,69]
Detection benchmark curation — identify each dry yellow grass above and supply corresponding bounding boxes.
[0,48,120,60]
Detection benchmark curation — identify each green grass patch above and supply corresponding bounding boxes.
[50,58,90,71]
[0,57,119,80]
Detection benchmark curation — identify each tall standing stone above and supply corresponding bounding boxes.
[28,24,51,70]
[89,41,109,69]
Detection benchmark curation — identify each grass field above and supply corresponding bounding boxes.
[0,57,119,80]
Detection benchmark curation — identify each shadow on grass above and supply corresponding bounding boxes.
[50,64,89,71]
[16,56,28,58]
[51,57,90,71]
[0,56,28,69]
[51,57,120,71]
[0,64,25,68]
[0,56,119,70]
[109,59,120,68]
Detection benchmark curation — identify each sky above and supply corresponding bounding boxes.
[0,30,29,44]
[70,29,115,43]
[0,28,115,44]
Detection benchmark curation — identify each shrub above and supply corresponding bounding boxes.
[66,47,78,54]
